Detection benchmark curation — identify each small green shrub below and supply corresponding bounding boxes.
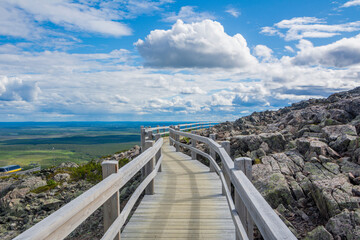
[31,179,58,193]
[114,149,128,154]
[100,154,113,159]
[118,158,129,168]
[254,158,262,164]
[70,160,102,183]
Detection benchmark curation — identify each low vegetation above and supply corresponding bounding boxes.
[70,160,103,183]
[31,179,59,194]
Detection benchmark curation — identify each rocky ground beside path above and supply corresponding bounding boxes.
[0,145,141,240]
[198,87,360,239]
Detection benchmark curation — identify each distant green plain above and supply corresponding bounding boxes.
[0,122,142,168]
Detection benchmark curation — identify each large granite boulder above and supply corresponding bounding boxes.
[304,226,333,240]
[325,209,360,240]
[259,132,286,151]
[311,175,359,219]
[252,160,293,208]
[322,125,357,142]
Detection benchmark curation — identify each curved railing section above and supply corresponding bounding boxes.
[14,137,163,240]
[168,127,297,240]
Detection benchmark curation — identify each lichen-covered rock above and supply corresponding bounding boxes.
[233,134,263,152]
[259,132,286,151]
[353,148,360,164]
[322,125,357,141]
[19,177,46,190]
[53,173,70,182]
[307,140,339,159]
[252,164,293,208]
[57,162,79,168]
[41,199,62,211]
[311,175,359,219]
[1,187,29,208]
[329,134,358,153]
[325,209,360,240]
[304,226,334,240]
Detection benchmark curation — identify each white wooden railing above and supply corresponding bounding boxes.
[168,127,297,240]
[14,136,163,240]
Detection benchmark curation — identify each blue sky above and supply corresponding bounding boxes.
[0,0,359,121]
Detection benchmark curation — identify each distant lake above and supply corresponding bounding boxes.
[0,121,193,168]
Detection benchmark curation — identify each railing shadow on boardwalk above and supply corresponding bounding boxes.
[14,122,297,240]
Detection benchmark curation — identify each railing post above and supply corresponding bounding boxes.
[101,160,120,240]
[209,134,216,172]
[145,140,155,195]
[155,134,162,172]
[221,141,231,196]
[140,126,146,153]
[157,125,160,134]
[175,126,180,152]
[147,130,153,140]
[234,157,254,240]
[169,125,173,146]
[191,131,197,160]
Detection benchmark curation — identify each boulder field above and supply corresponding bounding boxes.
[200,87,360,239]
[0,145,141,240]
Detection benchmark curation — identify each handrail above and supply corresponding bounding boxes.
[145,121,219,132]
[14,138,163,240]
[169,128,297,240]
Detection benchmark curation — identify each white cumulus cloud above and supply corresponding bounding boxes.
[254,45,273,61]
[342,0,360,7]
[180,87,206,94]
[115,95,130,104]
[0,0,132,38]
[135,19,257,68]
[292,34,360,67]
[163,6,215,23]
[261,17,360,41]
[0,76,40,102]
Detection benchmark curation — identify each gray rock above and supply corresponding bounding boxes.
[296,138,311,155]
[325,209,360,240]
[252,164,293,208]
[259,132,286,151]
[311,175,359,219]
[54,173,70,182]
[353,148,360,164]
[307,139,340,159]
[329,134,358,153]
[304,226,334,240]
[322,125,357,142]
[233,134,263,152]
[289,180,305,200]
[1,187,29,208]
[41,199,62,211]
[57,162,79,168]
[20,177,46,190]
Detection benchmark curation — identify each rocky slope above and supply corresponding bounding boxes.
[0,145,141,240]
[202,87,360,239]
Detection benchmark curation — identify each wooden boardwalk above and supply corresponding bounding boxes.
[122,139,235,239]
